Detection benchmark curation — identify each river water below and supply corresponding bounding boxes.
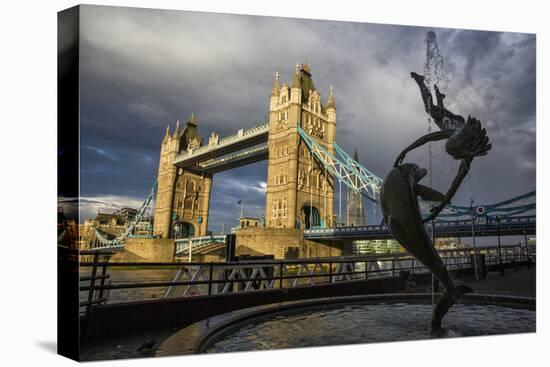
[80,268,180,304]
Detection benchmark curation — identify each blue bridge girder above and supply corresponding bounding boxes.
[304,215,536,240]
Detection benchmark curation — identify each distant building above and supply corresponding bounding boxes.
[113,207,138,222]
[239,217,260,229]
[93,211,127,234]
[527,237,536,253]
[57,208,78,248]
[353,239,403,255]
[434,237,464,250]
[346,147,365,227]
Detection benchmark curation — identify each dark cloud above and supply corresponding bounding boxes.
[79,5,535,229]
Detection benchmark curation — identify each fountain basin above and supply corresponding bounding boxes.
[155,293,535,356]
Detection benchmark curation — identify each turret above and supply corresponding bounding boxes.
[172,120,181,139]
[325,84,337,143]
[270,72,280,112]
[326,85,336,112]
[290,62,302,104]
[179,113,202,152]
[162,125,170,143]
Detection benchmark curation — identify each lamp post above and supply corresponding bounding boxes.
[523,229,530,268]
[470,198,479,280]
[239,200,244,219]
[495,215,503,274]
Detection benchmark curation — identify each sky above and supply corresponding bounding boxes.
[77,5,536,233]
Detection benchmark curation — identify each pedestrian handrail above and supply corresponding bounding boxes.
[79,245,532,308]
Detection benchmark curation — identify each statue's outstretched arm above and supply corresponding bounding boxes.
[422,158,472,223]
[394,130,454,167]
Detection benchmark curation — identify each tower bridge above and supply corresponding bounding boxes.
[153,62,340,245]
[83,62,536,260]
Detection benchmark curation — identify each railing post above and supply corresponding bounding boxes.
[208,262,214,296]
[364,260,368,280]
[392,257,395,277]
[279,262,283,289]
[329,261,333,283]
[86,252,99,318]
[98,261,108,300]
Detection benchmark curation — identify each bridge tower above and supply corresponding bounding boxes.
[153,114,212,239]
[265,63,336,229]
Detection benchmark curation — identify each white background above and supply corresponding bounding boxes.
[0,0,547,366]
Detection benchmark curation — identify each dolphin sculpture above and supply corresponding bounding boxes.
[380,72,493,330]
[380,162,474,331]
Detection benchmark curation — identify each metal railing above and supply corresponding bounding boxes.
[79,250,118,318]
[175,235,227,255]
[79,245,532,309]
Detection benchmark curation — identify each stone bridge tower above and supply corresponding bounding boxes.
[153,114,212,239]
[265,63,336,229]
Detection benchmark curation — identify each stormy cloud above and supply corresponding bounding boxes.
[78,5,536,230]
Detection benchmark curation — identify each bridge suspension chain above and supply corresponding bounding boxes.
[297,126,383,202]
[92,180,158,249]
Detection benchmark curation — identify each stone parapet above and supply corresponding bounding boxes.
[235,227,345,259]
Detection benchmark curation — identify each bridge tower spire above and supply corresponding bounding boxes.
[265,62,335,229]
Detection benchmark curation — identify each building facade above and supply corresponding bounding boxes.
[265,63,336,229]
[346,148,366,226]
[353,239,403,255]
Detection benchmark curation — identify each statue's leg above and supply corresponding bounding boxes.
[434,85,445,108]
[411,72,434,115]
[410,72,450,129]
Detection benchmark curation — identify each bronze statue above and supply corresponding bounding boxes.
[397,72,492,221]
[380,72,492,331]
[380,163,473,330]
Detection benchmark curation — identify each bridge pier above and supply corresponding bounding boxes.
[234,227,349,259]
[110,238,175,262]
